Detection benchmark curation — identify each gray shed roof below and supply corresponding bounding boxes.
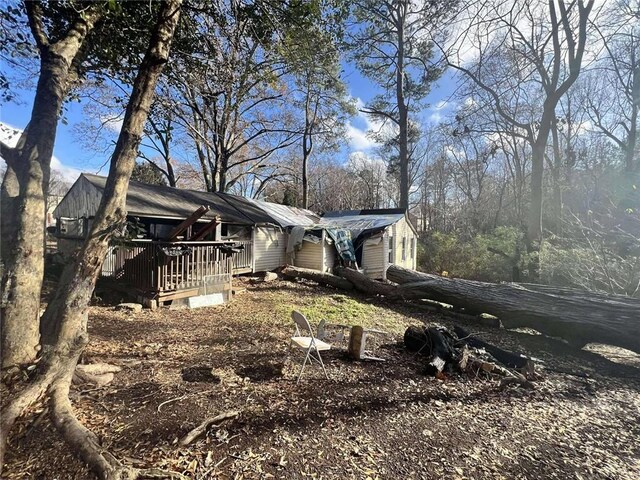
[54,174,277,225]
[318,209,411,238]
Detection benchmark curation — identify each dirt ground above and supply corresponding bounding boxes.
[4,278,640,479]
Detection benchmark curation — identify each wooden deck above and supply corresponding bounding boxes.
[101,240,250,299]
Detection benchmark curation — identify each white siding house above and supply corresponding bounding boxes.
[361,232,388,280]
[244,199,321,273]
[318,209,418,280]
[389,215,417,271]
[252,227,286,272]
[293,230,336,273]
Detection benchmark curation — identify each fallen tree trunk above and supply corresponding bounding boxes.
[388,265,640,353]
[281,265,354,290]
[335,266,398,297]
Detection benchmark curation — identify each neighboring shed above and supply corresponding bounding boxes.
[318,209,418,280]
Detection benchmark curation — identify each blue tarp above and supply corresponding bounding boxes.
[325,228,357,264]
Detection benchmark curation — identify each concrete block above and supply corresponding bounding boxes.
[187,293,225,309]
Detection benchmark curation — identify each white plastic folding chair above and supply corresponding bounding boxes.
[290,310,331,383]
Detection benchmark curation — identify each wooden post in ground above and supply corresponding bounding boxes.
[348,326,364,360]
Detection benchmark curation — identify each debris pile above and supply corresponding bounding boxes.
[404,324,536,387]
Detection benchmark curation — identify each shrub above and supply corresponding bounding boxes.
[418,227,526,282]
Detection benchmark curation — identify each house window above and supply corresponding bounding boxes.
[410,237,415,259]
[401,237,406,261]
[388,236,393,263]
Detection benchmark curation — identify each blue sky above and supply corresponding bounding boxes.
[1,56,458,183]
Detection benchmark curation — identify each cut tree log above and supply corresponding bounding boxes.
[348,325,387,361]
[281,265,354,290]
[453,326,534,374]
[404,326,458,376]
[388,265,640,354]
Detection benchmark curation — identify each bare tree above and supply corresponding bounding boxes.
[170,3,298,193]
[284,23,355,208]
[585,3,639,172]
[444,0,595,274]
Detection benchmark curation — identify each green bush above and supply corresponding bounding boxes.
[418,227,526,282]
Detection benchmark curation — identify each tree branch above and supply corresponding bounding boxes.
[25,1,49,53]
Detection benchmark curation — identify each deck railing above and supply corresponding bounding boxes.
[102,241,234,293]
[231,239,253,271]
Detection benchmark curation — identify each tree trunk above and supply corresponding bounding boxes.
[527,137,545,246]
[282,265,354,291]
[0,166,19,269]
[549,119,563,234]
[627,88,638,172]
[301,91,313,209]
[396,15,409,211]
[335,266,398,297]
[302,132,311,209]
[1,2,182,478]
[387,265,640,354]
[1,8,102,369]
[219,153,228,192]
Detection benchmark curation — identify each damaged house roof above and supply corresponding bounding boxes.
[54,175,416,236]
[318,209,412,239]
[245,198,320,228]
[54,174,277,226]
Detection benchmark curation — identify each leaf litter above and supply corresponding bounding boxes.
[3,278,640,479]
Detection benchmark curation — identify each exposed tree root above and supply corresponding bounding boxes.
[2,354,185,479]
[50,372,185,480]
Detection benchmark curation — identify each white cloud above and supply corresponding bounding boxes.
[434,100,448,110]
[345,97,383,151]
[346,123,378,150]
[0,122,81,182]
[575,119,593,136]
[428,112,442,124]
[426,99,453,125]
[348,150,386,170]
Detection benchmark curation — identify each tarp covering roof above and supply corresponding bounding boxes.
[59,174,276,225]
[318,209,407,239]
[245,198,320,228]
